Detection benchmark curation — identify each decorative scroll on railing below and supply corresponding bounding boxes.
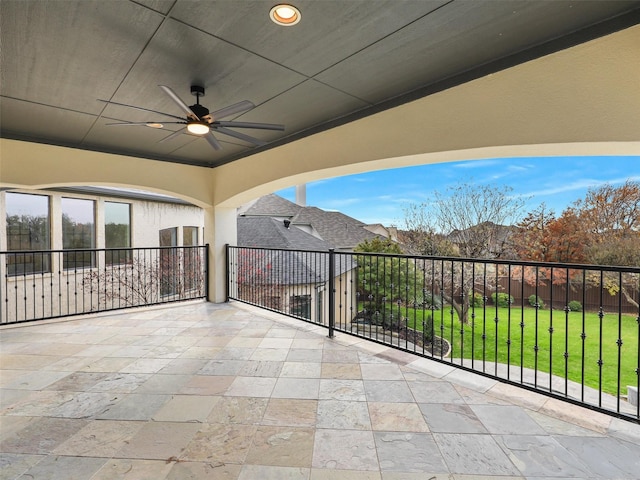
[227,245,640,423]
[1,246,208,324]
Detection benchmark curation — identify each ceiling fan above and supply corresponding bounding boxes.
[99,85,284,151]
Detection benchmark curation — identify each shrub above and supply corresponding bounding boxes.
[470,292,485,308]
[416,292,443,310]
[568,300,582,312]
[491,292,514,307]
[528,295,545,309]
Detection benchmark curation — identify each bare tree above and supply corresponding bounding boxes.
[400,182,527,324]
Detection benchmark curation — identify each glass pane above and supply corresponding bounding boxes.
[183,226,198,246]
[105,202,131,264]
[5,193,51,274]
[62,198,95,269]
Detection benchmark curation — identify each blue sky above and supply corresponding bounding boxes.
[277,156,640,227]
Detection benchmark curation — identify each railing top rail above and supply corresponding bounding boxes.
[1,245,207,256]
[228,246,640,274]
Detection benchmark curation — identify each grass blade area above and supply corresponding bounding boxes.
[401,305,638,397]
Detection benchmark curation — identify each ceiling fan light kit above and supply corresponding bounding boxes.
[186,122,210,135]
[100,84,285,151]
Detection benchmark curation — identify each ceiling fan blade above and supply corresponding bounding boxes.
[158,128,186,144]
[205,131,222,151]
[211,100,254,120]
[215,121,284,131]
[159,85,199,121]
[215,126,266,146]
[106,121,184,127]
[98,99,185,121]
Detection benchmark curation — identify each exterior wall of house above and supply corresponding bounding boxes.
[1,189,204,323]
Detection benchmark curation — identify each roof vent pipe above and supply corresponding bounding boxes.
[284,219,291,229]
[295,184,306,207]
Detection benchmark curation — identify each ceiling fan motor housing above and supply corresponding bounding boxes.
[190,85,205,97]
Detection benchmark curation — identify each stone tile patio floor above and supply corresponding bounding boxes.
[1,301,639,479]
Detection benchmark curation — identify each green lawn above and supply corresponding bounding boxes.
[394,305,639,396]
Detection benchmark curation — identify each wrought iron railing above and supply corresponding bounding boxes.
[227,245,640,423]
[1,246,208,324]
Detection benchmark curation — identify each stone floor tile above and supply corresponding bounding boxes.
[0,370,25,387]
[91,458,175,479]
[322,349,360,363]
[261,398,318,427]
[181,423,257,463]
[291,338,326,349]
[526,410,604,437]
[418,403,487,434]
[46,372,111,391]
[239,360,284,377]
[470,404,546,435]
[134,373,192,394]
[555,435,640,478]
[0,415,35,439]
[259,337,294,349]
[2,390,73,417]
[368,402,429,432]
[116,421,200,460]
[53,420,145,457]
[494,435,593,478]
[159,358,208,374]
[0,453,44,479]
[239,465,310,480]
[486,382,549,411]
[179,346,223,359]
[272,378,320,399]
[319,379,366,401]
[250,348,290,361]
[226,336,263,348]
[408,380,464,404]
[3,370,69,391]
[183,374,236,395]
[225,376,276,397]
[433,433,520,476]
[245,425,315,467]
[451,384,512,405]
[287,348,323,362]
[0,389,32,409]
[317,400,371,430]
[0,354,62,370]
[607,416,640,443]
[152,394,218,422]
[89,372,153,393]
[374,432,448,473]
[312,470,381,480]
[321,363,362,379]
[97,393,169,421]
[207,396,268,425]
[0,417,88,454]
[313,429,379,471]
[442,368,498,393]
[360,363,404,380]
[19,455,107,480]
[167,461,242,480]
[80,356,135,373]
[280,361,322,378]
[364,380,414,402]
[538,398,612,434]
[199,359,247,375]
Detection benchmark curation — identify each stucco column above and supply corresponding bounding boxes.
[203,205,237,303]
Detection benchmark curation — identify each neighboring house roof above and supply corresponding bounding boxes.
[239,193,303,218]
[236,216,355,285]
[238,216,329,251]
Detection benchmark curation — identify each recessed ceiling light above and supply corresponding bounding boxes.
[146,122,164,129]
[270,4,301,26]
[187,122,210,135]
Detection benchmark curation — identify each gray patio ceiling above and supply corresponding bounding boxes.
[1,0,639,169]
